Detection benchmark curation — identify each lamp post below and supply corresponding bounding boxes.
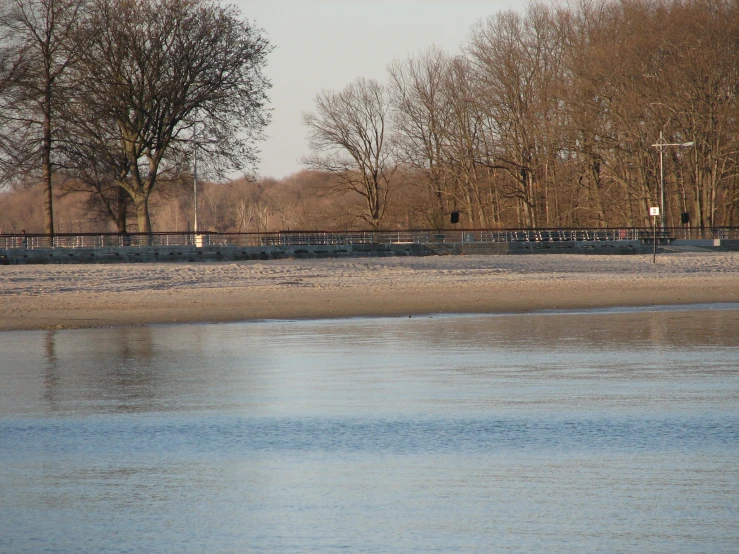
[651,132,694,234]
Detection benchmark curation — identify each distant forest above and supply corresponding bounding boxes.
[1,0,738,234]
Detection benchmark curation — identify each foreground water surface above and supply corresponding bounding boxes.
[1,306,738,553]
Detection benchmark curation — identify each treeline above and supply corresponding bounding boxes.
[1,0,738,234]
[304,0,739,230]
[0,171,431,233]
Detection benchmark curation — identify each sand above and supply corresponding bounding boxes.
[1,252,738,331]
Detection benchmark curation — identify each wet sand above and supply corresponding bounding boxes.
[1,253,738,331]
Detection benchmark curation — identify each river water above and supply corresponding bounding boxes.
[1,306,738,553]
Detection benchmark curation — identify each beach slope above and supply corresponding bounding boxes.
[1,253,737,331]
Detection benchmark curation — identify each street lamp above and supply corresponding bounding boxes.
[651,132,694,233]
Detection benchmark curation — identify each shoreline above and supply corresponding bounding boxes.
[2,253,738,331]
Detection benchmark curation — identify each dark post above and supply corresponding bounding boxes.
[649,206,660,263]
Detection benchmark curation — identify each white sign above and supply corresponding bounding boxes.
[649,207,660,216]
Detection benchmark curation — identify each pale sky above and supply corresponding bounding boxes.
[235,0,526,180]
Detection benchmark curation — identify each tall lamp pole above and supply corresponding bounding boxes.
[651,132,694,233]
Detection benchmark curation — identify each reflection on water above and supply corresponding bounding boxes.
[1,306,738,553]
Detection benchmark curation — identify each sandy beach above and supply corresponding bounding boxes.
[1,252,738,331]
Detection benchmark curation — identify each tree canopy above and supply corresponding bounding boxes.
[305,0,739,229]
[0,0,271,233]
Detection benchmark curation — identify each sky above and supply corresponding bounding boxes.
[235,0,525,180]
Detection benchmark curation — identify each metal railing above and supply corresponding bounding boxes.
[1,227,738,250]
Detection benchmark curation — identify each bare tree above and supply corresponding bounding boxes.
[303,77,396,228]
[0,0,86,235]
[68,0,271,233]
[660,0,739,228]
[468,4,570,227]
[440,56,500,227]
[53,101,134,231]
[60,170,133,232]
[389,47,457,227]
[563,0,739,229]
[0,28,27,183]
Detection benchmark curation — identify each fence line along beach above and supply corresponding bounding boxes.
[1,252,738,331]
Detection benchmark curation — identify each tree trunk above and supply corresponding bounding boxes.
[365,178,381,229]
[115,187,128,233]
[42,83,54,237]
[134,192,152,234]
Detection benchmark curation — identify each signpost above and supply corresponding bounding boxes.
[650,207,660,263]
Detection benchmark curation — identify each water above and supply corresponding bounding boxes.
[1,307,738,553]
